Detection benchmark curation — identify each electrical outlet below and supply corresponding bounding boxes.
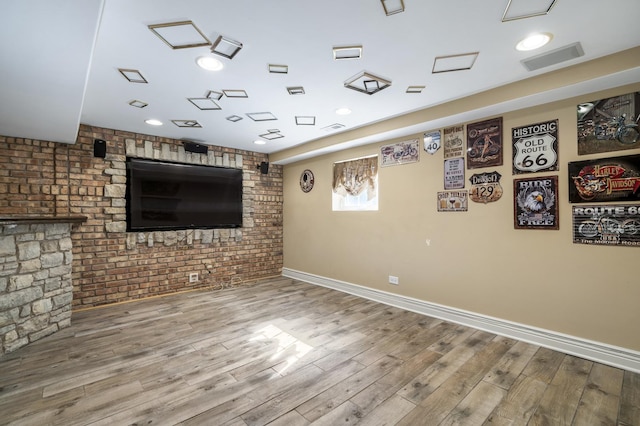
[389,275,399,285]
[189,272,198,283]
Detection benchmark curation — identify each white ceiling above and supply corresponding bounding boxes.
[2,0,640,163]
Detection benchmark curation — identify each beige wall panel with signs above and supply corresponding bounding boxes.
[283,81,640,354]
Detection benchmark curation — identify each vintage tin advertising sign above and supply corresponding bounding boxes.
[573,204,640,247]
[380,139,420,166]
[469,171,503,203]
[577,91,640,155]
[444,158,465,189]
[466,117,503,169]
[514,176,559,230]
[512,119,559,174]
[568,155,640,203]
[424,130,441,155]
[437,191,468,212]
[443,125,465,159]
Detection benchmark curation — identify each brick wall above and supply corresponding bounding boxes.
[0,125,283,308]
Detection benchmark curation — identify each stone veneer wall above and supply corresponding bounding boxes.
[0,222,74,355]
[1,125,283,309]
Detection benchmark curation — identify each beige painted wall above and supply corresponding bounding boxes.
[282,82,640,352]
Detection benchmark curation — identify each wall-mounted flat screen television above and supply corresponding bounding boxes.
[126,158,243,231]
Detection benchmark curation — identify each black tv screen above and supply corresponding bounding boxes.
[126,158,243,231]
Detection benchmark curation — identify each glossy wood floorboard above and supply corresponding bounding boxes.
[1,277,639,425]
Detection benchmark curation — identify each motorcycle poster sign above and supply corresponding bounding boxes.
[423,130,441,155]
[568,155,640,203]
[512,119,558,174]
[466,117,503,169]
[577,91,640,155]
[469,171,503,204]
[513,176,559,230]
[443,125,465,159]
[380,139,419,167]
[573,205,640,247]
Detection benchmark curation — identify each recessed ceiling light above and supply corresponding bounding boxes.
[145,119,163,126]
[196,56,224,71]
[336,107,352,115]
[254,140,266,145]
[516,33,552,51]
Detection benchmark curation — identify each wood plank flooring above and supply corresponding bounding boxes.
[1,277,639,425]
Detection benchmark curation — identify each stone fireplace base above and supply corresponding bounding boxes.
[0,216,85,356]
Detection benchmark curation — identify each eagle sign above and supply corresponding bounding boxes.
[514,177,558,229]
[517,187,555,213]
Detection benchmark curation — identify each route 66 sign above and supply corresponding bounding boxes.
[469,171,503,203]
[512,119,558,174]
[423,130,441,155]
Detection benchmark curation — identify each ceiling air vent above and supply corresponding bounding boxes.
[521,42,584,72]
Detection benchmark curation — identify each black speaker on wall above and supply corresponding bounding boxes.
[257,161,269,174]
[93,139,107,158]
[183,141,208,154]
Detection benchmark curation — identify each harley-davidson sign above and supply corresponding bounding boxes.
[568,155,640,203]
[469,171,503,203]
[512,119,558,174]
[573,204,640,247]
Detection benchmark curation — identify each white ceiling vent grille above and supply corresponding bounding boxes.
[521,42,584,71]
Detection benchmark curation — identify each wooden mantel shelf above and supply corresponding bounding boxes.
[0,215,87,225]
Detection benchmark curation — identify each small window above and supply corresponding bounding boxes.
[332,155,378,211]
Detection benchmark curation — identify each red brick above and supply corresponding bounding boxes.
[1,124,282,308]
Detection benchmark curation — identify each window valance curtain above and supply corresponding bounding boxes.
[332,156,378,199]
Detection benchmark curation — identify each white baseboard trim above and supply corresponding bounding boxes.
[282,268,640,373]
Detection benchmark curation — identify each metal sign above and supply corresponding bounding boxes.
[437,191,468,212]
[514,176,559,230]
[380,139,420,166]
[469,171,503,203]
[577,91,640,155]
[424,130,441,155]
[444,158,465,189]
[568,154,640,203]
[443,125,465,159]
[573,205,640,247]
[512,119,559,174]
[466,117,503,169]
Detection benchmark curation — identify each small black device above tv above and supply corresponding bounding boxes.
[126,158,243,231]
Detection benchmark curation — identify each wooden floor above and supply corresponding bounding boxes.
[1,278,639,425]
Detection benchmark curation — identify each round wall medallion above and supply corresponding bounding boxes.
[300,169,315,192]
